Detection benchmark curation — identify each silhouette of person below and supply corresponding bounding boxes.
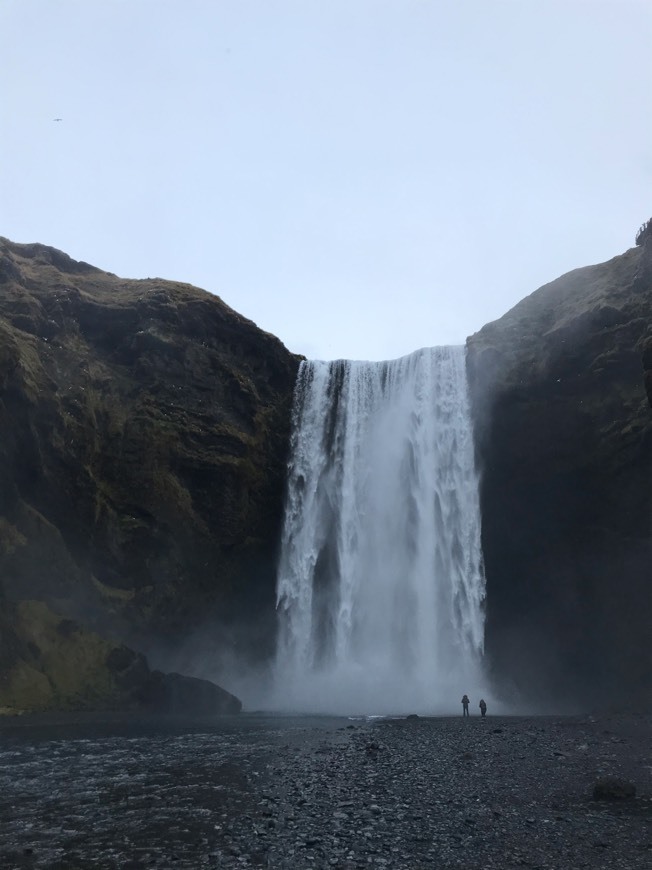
[479,698,487,717]
[461,694,470,717]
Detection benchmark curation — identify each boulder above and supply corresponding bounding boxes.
[593,777,636,801]
[139,671,242,715]
[0,599,242,715]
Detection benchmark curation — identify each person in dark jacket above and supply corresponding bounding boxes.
[479,698,487,717]
[461,694,470,717]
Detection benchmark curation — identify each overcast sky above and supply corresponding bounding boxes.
[2,1,650,361]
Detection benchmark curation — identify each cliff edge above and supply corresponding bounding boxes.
[468,233,652,710]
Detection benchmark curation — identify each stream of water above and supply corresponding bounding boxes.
[274,346,485,713]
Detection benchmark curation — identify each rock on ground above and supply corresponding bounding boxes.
[0,713,650,869]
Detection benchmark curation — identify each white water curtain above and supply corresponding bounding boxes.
[274,346,485,714]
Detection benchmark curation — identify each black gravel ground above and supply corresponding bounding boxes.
[0,713,650,869]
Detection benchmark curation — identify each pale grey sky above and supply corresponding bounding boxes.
[2,0,650,360]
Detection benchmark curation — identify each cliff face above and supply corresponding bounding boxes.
[467,238,652,710]
[3,232,650,715]
[0,238,299,707]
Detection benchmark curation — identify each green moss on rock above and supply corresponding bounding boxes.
[0,236,299,711]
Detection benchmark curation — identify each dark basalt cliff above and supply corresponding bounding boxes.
[0,237,299,712]
[468,235,652,710]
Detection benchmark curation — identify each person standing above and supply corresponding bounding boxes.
[479,698,487,717]
[461,694,470,717]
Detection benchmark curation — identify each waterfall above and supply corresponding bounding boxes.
[273,346,485,714]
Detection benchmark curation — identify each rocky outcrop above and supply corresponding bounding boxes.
[0,237,299,710]
[468,234,652,710]
[0,599,241,714]
[139,669,242,715]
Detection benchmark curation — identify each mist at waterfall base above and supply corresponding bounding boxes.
[270,346,490,716]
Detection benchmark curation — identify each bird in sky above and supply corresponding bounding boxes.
[53,118,62,122]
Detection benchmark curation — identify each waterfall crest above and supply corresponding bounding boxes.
[273,346,485,714]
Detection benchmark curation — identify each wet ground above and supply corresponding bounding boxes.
[0,712,650,869]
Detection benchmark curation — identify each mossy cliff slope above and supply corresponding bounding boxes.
[467,235,652,710]
[0,237,299,708]
[0,599,242,715]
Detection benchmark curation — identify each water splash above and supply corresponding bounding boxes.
[273,347,485,714]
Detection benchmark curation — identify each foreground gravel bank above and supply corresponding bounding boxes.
[0,713,650,868]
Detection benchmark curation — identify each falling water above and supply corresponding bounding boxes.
[273,346,485,714]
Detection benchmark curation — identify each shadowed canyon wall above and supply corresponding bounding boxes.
[467,236,652,710]
[0,237,299,710]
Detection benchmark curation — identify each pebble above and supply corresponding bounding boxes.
[1,714,650,869]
